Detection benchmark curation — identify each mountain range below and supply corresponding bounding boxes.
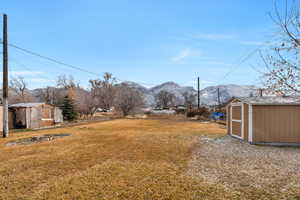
[7,81,257,106]
[123,81,258,106]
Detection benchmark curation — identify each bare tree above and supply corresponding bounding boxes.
[89,72,116,110]
[75,89,98,118]
[155,90,176,108]
[55,74,81,106]
[183,92,196,107]
[44,87,55,104]
[263,0,300,94]
[9,76,33,103]
[114,84,144,116]
[37,87,58,105]
[56,75,78,89]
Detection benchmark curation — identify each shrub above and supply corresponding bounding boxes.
[61,95,78,121]
[186,107,210,118]
[113,84,145,116]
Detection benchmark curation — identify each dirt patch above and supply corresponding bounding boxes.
[187,135,300,199]
[6,133,71,146]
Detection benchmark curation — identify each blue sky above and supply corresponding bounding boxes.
[0,0,284,89]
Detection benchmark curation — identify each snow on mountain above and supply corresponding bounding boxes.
[121,81,156,105]
[124,81,258,106]
[121,81,149,94]
[200,84,257,105]
[24,81,258,107]
[149,82,194,105]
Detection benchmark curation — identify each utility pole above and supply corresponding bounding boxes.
[217,87,220,110]
[3,14,8,137]
[259,88,263,97]
[197,77,200,109]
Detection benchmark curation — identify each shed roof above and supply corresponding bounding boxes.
[236,96,300,105]
[9,102,47,108]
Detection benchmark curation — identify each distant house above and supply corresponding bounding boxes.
[227,96,300,145]
[172,105,187,113]
[175,105,187,110]
[8,102,63,129]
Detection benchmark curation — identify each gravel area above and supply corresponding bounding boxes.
[187,135,300,199]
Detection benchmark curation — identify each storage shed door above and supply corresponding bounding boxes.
[231,103,243,139]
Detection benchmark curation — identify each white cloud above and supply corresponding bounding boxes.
[204,61,235,67]
[240,40,283,48]
[170,48,238,67]
[170,48,202,64]
[0,70,44,76]
[240,41,265,46]
[201,80,216,85]
[192,33,234,41]
[185,79,216,88]
[27,78,53,83]
[186,79,215,85]
[171,48,193,63]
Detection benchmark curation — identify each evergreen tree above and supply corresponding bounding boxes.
[61,95,78,121]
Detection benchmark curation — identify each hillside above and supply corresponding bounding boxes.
[124,81,258,106]
[7,81,258,106]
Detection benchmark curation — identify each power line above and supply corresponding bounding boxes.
[0,40,157,86]
[0,39,101,77]
[0,37,268,89]
[214,37,280,86]
[215,48,260,85]
[9,57,57,84]
[9,43,101,76]
[1,41,157,86]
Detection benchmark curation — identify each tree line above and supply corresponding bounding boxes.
[8,72,144,120]
[7,72,201,120]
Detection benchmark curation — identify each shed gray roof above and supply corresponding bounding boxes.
[9,102,47,108]
[236,96,300,105]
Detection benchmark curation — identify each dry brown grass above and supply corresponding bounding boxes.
[0,119,230,200]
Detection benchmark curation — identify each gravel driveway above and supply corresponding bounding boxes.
[187,135,300,199]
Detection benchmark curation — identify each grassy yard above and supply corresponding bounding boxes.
[0,119,231,200]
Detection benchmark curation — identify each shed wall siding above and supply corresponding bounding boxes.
[243,103,249,142]
[26,108,31,129]
[9,104,62,129]
[227,105,231,134]
[0,107,3,131]
[54,107,63,123]
[253,105,300,143]
[8,110,14,129]
[40,120,54,127]
[30,107,40,129]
